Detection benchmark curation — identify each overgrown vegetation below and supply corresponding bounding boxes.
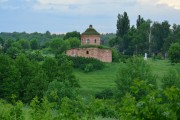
[67,56,105,72]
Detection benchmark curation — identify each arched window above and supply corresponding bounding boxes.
[94,39,96,43]
[86,51,89,54]
[86,39,90,44]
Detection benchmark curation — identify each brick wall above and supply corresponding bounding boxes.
[66,48,112,62]
[81,35,100,45]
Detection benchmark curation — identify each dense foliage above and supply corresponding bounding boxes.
[168,42,180,63]
[0,53,79,103]
[67,56,105,72]
[1,57,180,119]
[115,57,157,99]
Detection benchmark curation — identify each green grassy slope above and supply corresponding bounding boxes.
[147,59,173,78]
[75,59,174,96]
[74,63,119,96]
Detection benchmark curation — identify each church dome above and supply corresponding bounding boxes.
[82,25,100,35]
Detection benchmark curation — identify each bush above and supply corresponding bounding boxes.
[162,67,180,89]
[67,56,105,72]
[84,63,94,72]
[168,42,180,63]
[95,88,114,99]
[115,57,157,99]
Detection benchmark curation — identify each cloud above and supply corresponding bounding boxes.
[32,0,138,15]
[137,0,180,10]
[157,0,180,10]
[0,0,8,3]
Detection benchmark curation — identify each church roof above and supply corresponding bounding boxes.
[82,25,100,35]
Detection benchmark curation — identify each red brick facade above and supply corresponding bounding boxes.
[66,48,112,62]
[81,35,100,45]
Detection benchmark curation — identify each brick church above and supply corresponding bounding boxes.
[66,25,112,62]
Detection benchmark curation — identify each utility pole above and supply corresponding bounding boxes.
[148,23,152,57]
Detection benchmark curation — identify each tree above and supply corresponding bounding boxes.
[0,54,20,101]
[116,12,130,38]
[46,55,79,106]
[50,38,70,55]
[56,55,79,88]
[163,24,180,52]
[18,39,30,50]
[115,57,156,99]
[151,21,170,54]
[64,31,81,40]
[15,54,35,101]
[42,57,58,82]
[168,42,180,63]
[25,67,48,102]
[136,15,144,29]
[30,39,39,50]
[67,37,80,48]
[0,37,4,45]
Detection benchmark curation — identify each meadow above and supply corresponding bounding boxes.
[75,58,174,96]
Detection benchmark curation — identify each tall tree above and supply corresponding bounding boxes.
[116,12,130,38]
[136,15,145,29]
[151,21,170,54]
[0,54,20,101]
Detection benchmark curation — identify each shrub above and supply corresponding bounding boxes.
[115,57,157,99]
[67,56,105,72]
[168,42,180,63]
[84,63,94,72]
[95,88,114,99]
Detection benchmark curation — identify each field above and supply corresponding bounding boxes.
[75,59,174,96]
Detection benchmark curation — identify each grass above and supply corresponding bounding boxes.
[75,58,175,97]
[147,59,173,78]
[74,63,119,96]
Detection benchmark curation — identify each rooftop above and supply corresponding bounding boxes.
[82,25,100,35]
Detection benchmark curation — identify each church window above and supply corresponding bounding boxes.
[86,39,90,44]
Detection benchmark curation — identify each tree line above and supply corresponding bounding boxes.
[110,12,180,62]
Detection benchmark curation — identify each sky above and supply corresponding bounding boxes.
[0,0,180,33]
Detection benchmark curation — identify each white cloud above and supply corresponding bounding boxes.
[0,0,8,3]
[157,0,180,10]
[0,0,8,2]
[33,0,138,15]
[137,0,180,10]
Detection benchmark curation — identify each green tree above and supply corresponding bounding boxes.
[18,39,30,50]
[116,12,130,38]
[42,57,58,82]
[67,37,80,48]
[30,39,39,50]
[15,54,35,102]
[63,31,81,40]
[0,54,20,101]
[0,37,4,52]
[136,15,144,29]
[50,38,70,55]
[164,24,180,53]
[46,55,79,106]
[115,57,156,99]
[25,67,48,102]
[168,42,180,63]
[151,21,170,54]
